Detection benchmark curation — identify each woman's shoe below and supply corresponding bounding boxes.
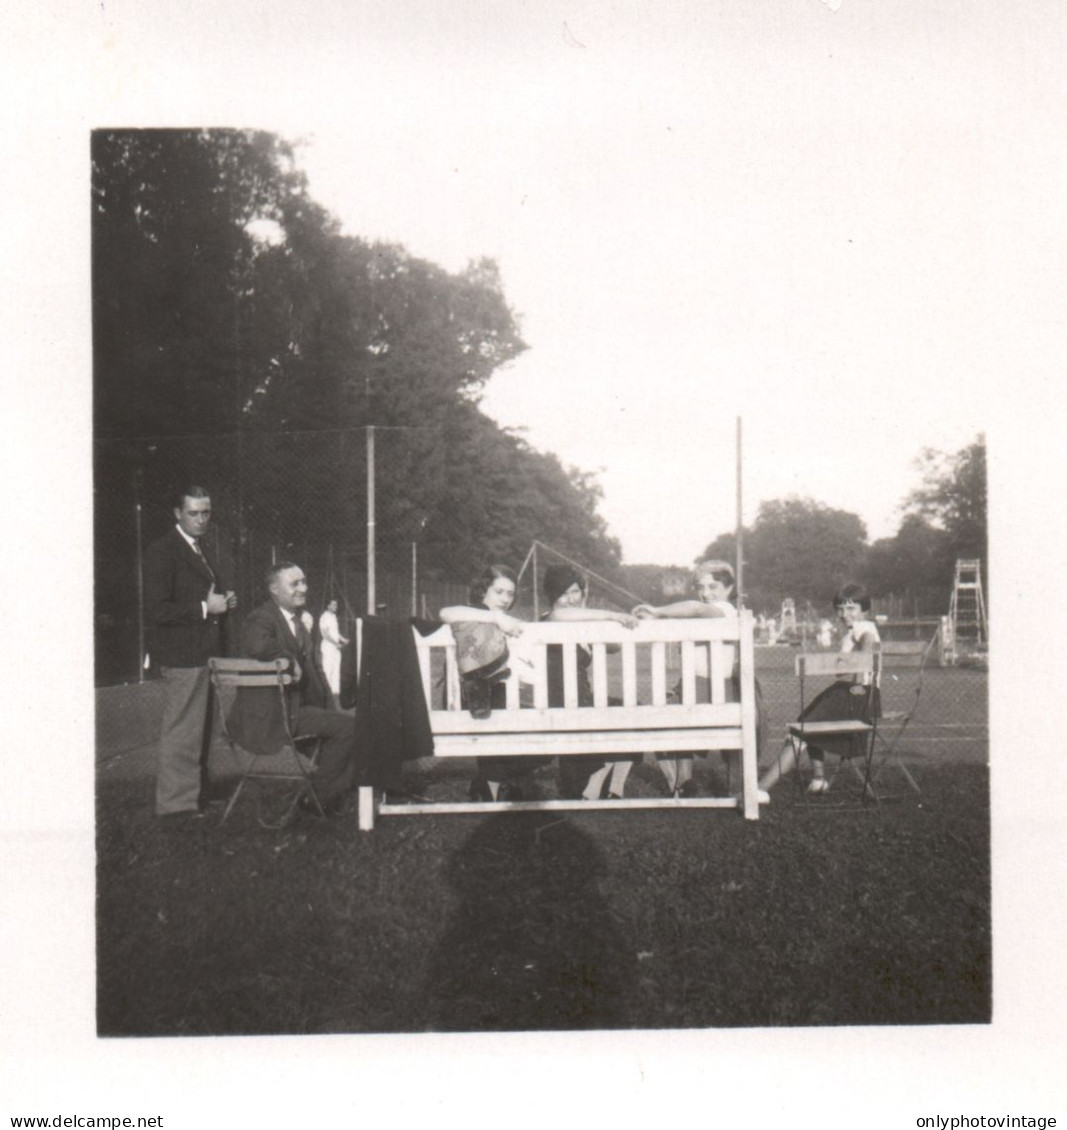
[807,777,831,795]
[732,788,771,805]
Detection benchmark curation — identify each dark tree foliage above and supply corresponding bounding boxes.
[862,515,953,616]
[615,564,687,605]
[700,497,868,614]
[92,128,620,601]
[93,129,313,439]
[903,435,987,571]
[693,437,988,618]
[857,434,988,615]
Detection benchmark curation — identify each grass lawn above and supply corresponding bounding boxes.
[97,754,990,1035]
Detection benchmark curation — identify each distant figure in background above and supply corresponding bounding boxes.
[816,618,834,648]
[541,564,639,800]
[318,597,349,709]
[143,485,237,821]
[759,583,881,795]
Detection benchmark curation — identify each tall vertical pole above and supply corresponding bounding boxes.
[135,501,146,683]
[366,425,376,614]
[411,539,418,618]
[735,417,744,610]
[532,542,540,620]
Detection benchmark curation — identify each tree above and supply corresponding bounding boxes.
[903,434,987,568]
[700,497,868,614]
[863,515,951,616]
[92,127,621,618]
[615,564,688,605]
[92,129,315,440]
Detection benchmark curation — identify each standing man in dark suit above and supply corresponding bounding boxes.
[229,562,355,815]
[143,485,237,819]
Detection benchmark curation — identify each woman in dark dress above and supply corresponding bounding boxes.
[759,582,881,794]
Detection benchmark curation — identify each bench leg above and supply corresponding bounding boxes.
[358,786,376,831]
[740,735,760,820]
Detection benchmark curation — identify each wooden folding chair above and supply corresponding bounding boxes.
[208,657,326,828]
[788,647,882,805]
[869,631,939,797]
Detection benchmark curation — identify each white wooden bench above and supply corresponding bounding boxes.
[356,612,762,829]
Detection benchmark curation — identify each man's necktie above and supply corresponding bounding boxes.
[191,539,215,580]
[292,615,308,656]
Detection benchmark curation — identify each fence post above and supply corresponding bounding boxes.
[135,500,145,683]
[532,543,540,620]
[366,425,376,613]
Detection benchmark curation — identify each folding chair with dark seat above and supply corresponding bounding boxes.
[869,631,939,798]
[208,657,326,827]
[788,647,882,805]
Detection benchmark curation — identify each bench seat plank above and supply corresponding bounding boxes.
[427,703,741,733]
[429,727,745,758]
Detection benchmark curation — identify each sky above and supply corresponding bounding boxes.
[282,3,1022,564]
[6,0,1067,1123]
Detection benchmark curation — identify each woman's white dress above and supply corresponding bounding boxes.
[318,610,344,696]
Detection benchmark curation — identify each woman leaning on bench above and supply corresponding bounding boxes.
[438,562,637,803]
[540,564,638,801]
[633,559,766,798]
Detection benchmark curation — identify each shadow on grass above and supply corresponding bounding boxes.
[423,813,635,1030]
[96,762,990,1035]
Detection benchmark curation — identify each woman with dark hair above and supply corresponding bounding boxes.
[439,564,542,802]
[759,582,881,794]
[541,564,638,800]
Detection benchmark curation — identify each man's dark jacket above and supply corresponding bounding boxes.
[142,527,228,667]
[228,600,330,754]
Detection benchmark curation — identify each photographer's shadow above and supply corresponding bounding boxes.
[422,812,635,1031]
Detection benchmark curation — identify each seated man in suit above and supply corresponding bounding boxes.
[229,561,356,816]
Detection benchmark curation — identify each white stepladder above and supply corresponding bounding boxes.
[356,612,762,829]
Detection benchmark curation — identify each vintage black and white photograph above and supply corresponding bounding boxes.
[91,119,992,1035]
[7,0,1067,1124]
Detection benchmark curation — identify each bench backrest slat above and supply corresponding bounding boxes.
[531,643,549,708]
[591,642,609,707]
[651,641,667,705]
[621,640,637,706]
[504,666,520,710]
[562,642,579,708]
[712,641,727,704]
[680,640,696,705]
[417,645,432,706]
[444,644,461,710]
